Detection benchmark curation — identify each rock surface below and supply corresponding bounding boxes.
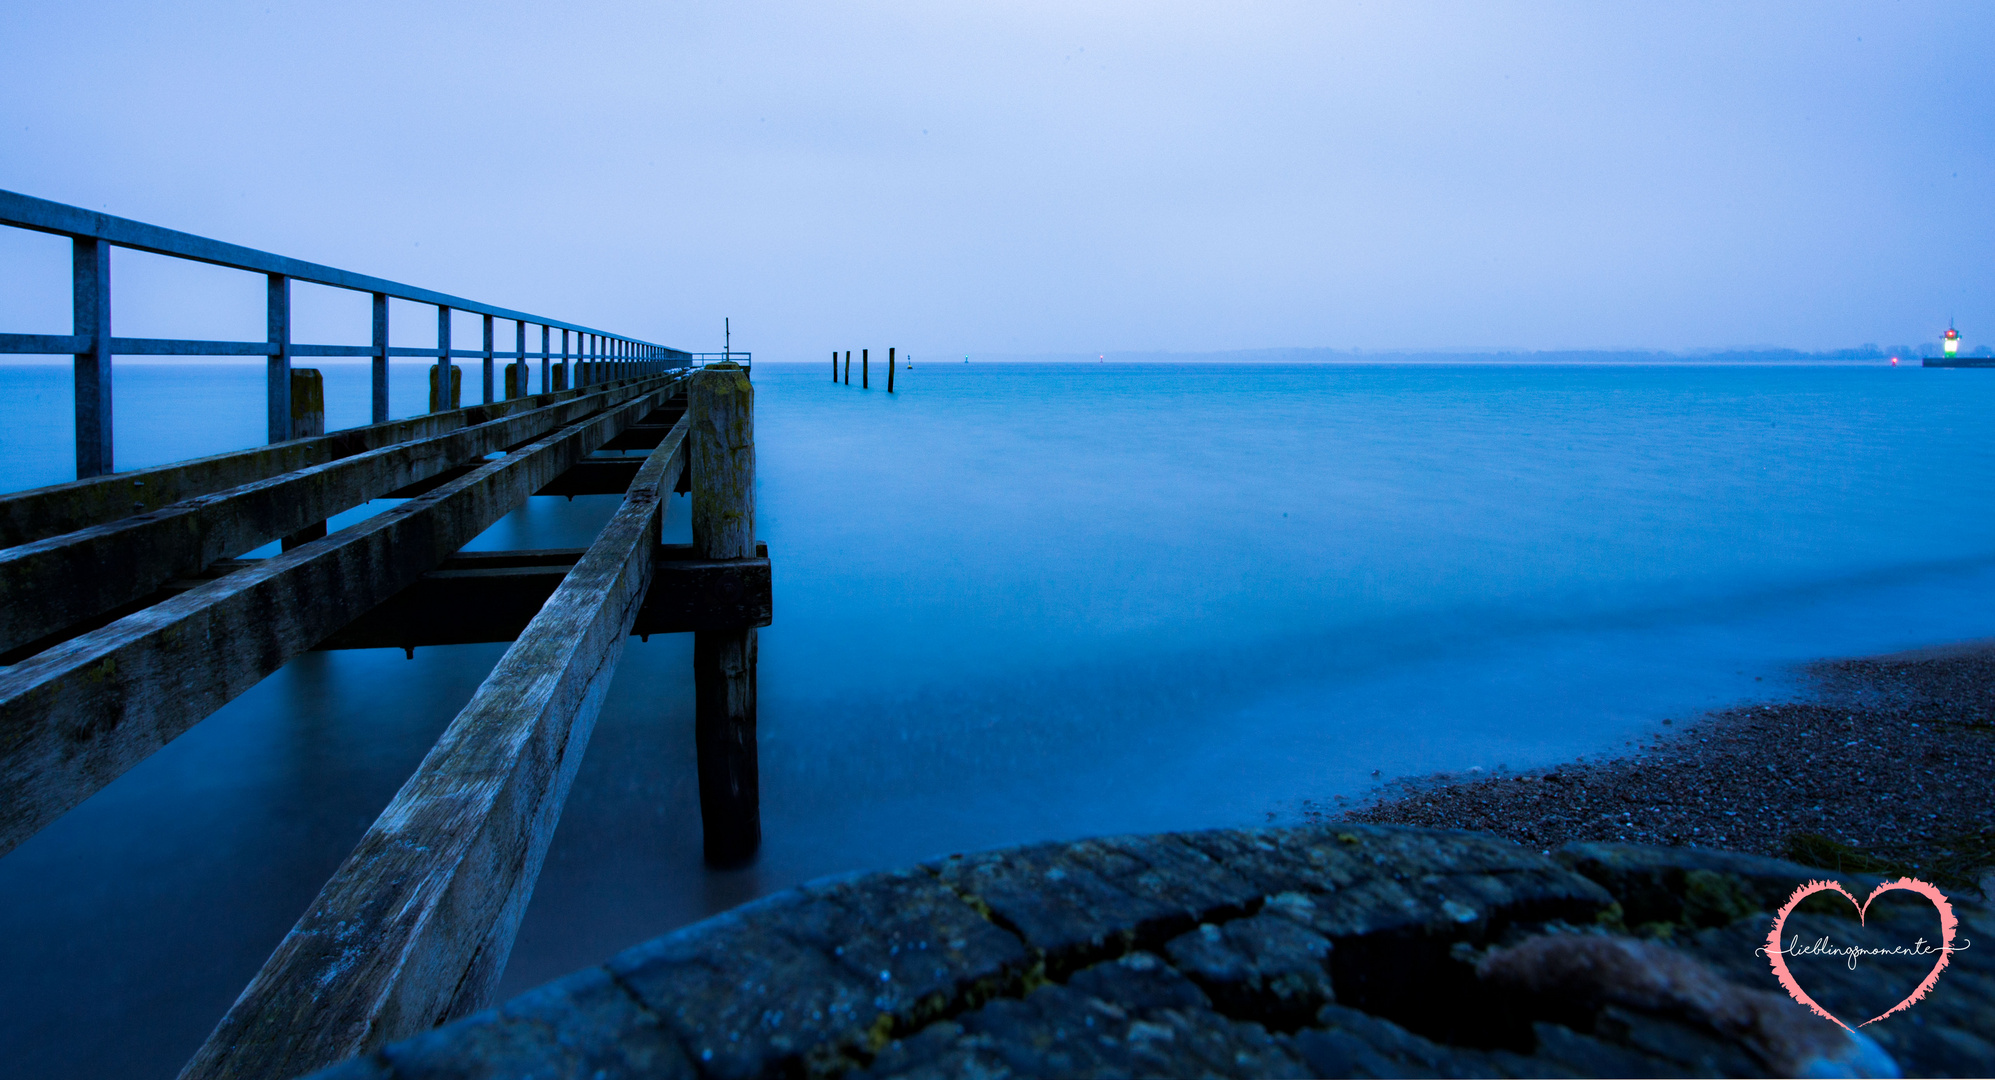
[311,825,1993,1079]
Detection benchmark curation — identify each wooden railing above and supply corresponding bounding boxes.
[0,189,691,478]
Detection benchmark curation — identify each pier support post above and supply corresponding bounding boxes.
[429,364,461,412]
[832,350,837,381]
[282,369,328,550]
[843,350,850,385]
[888,346,895,393]
[862,348,868,389]
[689,361,759,866]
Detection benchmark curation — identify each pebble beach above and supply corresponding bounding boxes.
[1334,641,1995,893]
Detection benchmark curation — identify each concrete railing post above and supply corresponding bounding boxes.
[688,361,759,865]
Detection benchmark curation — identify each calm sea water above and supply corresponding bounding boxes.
[2,359,1993,1077]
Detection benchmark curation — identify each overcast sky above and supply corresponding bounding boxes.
[2,1,1989,357]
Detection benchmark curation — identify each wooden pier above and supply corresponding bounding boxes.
[0,191,770,1078]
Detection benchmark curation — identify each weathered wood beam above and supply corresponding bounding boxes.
[0,379,665,550]
[0,378,677,657]
[310,544,771,652]
[181,417,692,1080]
[0,388,670,859]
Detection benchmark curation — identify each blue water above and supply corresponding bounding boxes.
[2,359,1993,1077]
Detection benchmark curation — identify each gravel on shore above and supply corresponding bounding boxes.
[1326,640,1995,890]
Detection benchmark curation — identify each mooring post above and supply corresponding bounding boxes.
[831,350,837,381]
[888,346,895,393]
[844,350,850,385]
[689,361,760,865]
[862,348,869,389]
[282,368,328,550]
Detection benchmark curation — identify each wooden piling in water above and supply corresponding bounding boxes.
[688,361,760,866]
[844,350,850,385]
[832,350,838,381]
[862,348,869,389]
[888,347,895,393]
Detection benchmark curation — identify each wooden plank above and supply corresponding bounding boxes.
[181,417,692,1080]
[0,388,670,859]
[0,378,677,657]
[0,378,659,550]
[310,544,772,651]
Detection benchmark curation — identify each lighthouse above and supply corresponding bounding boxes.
[1944,324,1960,357]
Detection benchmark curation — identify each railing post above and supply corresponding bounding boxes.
[371,292,390,423]
[512,320,527,400]
[540,324,550,394]
[267,274,292,444]
[432,305,454,413]
[689,360,759,866]
[559,328,570,390]
[71,237,113,478]
[481,314,495,404]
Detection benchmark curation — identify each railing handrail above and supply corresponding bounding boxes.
[0,189,709,478]
[0,189,678,350]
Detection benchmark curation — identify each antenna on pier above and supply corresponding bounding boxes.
[724,318,730,362]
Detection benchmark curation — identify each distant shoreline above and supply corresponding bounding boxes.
[4,350,1980,367]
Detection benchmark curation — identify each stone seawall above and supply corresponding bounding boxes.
[311,825,1993,1079]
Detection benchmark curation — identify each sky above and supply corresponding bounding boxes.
[1,1,1990,358]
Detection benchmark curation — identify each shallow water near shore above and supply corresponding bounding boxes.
[2,359,1994,1077]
